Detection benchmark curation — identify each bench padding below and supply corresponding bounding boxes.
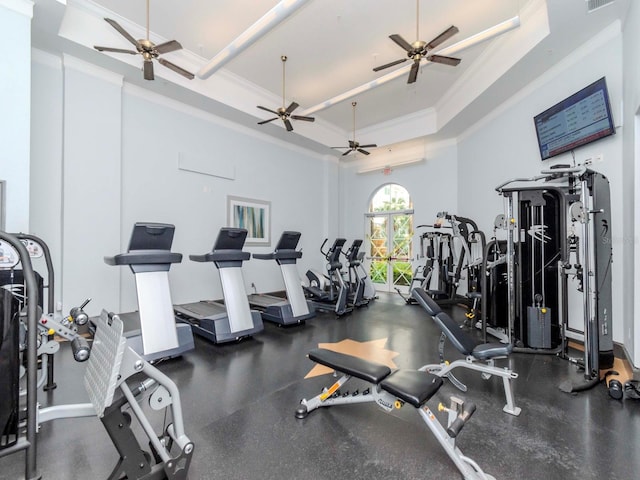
[308,348,391,384]
[411,288,443,316]
[380,370,444,408]
[472,343,512,360]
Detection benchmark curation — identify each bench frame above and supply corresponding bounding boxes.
[297,349,496,480]
[413,287,521,416]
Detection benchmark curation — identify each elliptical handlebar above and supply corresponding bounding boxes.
[319,238,329,258]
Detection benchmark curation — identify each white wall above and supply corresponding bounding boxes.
[0,1,32,232]
[118,86,335,310]
[29,53,337,315]
[60,56,123,316]
[622,1,640,366]
[457,30,625,344]
[30,51,63,306]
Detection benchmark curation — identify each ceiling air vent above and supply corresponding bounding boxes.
[586,0,615,13]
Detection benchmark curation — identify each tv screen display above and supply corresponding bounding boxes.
[534,77,615,161]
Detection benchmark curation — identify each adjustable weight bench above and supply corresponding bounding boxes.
[412,287,521,416]
[296,348,496,480]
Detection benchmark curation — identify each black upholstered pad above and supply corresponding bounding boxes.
[472,342,513,360]
[308,348,392,384]
[434,313,478,355]
[380,370,443,408]
[411,287,443,316]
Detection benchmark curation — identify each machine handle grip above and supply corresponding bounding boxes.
[71,336,90,362]
[69,298,91,326]
[320,238,328,257]
[447,402,476,438]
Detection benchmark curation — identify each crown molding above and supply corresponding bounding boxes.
[0,0,34,18]
[63,54,123,86]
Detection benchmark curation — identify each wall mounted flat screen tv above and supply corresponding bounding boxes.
[534,77,615,161]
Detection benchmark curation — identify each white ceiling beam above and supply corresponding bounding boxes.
[300,15,521,116]
[197,0,313,79]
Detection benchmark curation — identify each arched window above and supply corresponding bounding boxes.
[365,184,413,293]
[369,183,412,213]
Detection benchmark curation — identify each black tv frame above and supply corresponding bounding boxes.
[534,77,615,161]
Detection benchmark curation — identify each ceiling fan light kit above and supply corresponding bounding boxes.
[331,102,377,156]
[373,0,461,84]
[256,55,315,132]
[93,0,194,81]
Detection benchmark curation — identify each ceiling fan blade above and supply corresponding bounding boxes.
[158,58,195,79]
[357,149,371,155]
[342,150,352,156]
[373,58,408,72]
[143,60,154,80]
[389,34,413,52]
[258,117,278,125]
[426,26,459,50]
[330,146,348,149]
[407,61,419,84]
[285,102,299,114]
[104,18,140,48]
[257,105,279,115]
[291,115,315,122]
[427,54,461,67]
[93,46,138,55]
[155,40,183,54]
[284,119,294,132]
[359,144,377,148]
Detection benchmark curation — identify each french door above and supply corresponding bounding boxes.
[365,212,413,293]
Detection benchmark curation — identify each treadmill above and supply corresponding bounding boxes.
[100,222,195,362]
[248,231,315,326]
[174,228,264,343]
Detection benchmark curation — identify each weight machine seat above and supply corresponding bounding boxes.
[466,292,482,300]
[426,289,447,299]
[380,370,443,408]
[413,288,511,360]
[308,348,391,384]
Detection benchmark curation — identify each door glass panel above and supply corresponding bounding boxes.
[368,216,388,285]
[391,214,413,288]
[366,184,413,293]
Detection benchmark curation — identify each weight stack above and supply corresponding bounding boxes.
[527,306,552,349]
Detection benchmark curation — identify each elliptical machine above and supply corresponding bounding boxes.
[342,239,369,308]
[304,239,352,316]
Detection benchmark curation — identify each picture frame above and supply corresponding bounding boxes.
[227,195,271,246]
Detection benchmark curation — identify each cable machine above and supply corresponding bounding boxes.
[496,166,613,386]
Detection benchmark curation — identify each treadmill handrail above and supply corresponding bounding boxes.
[253,250,303,261]
[189,250,251,262]
[104,251,183,266]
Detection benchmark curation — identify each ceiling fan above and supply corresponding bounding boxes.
[93,0,194,81]
[332,102,377,156]
[373,0,461,84]
[257,56,315,132]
